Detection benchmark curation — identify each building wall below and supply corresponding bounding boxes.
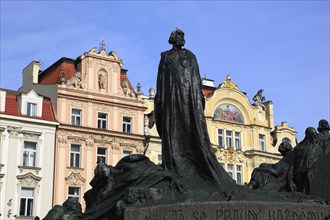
[144,76,296,185]
[22,48,147,210]
[0,117,57,219]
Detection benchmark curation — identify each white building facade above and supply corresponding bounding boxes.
[0,89,58,219]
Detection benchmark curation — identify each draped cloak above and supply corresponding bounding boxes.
[155,48,235,189]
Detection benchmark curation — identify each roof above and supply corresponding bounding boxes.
[38,57,76,84]
[202,85,216,98]
[0,89,57,122]
[120,69,137,97]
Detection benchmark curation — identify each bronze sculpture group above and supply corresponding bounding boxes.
[44,29,330,220]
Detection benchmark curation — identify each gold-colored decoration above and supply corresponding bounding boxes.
[219,75,239,90]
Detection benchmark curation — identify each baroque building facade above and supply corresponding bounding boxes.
[0,89,58,219]
[144,75,297,185]
[19,47,146,210]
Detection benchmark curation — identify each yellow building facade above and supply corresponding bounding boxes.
[144,75,297,185]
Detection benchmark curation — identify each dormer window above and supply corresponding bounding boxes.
[27,102,37,117]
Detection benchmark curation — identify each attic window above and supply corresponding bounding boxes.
[27,103,37,117]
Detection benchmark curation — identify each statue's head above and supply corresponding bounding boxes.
[317,119,330,134]
[168,28,185,47]
[278,141,293,156]
[305,127,317,139]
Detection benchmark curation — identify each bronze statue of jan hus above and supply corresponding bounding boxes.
[155,28,234,189]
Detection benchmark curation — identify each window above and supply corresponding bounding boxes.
[27,102,36,117]
[259,134,266,151]
[97,147,107,163]
[71,109,81,126]
[20,188,34,216]
[236,165,242,184]
[226,130,233,148]
[227,164,234,178]
[220,163,225,169]
[158,154,162,165]
[98,113,107,129]
[68,187,80,202]
[218,129,224,147]
[123,150,132,157]
[123,117,132,133]
[70,144,81,168]
[23,142,36,167]
[235,132,241,150]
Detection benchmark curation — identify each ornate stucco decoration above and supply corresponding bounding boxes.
[215,148,246,164]
[122,80,133,97]
[219,75,239,90]
[7,126,22,137]
[71,100,84,108]
[85,138,94,151]
[98,104,109,112]
[65,172,85,186]
[21,130,42,140]
[111,141,120,153]
[121,108,136,117]
[17,172,41,186]
[83,48,123,67]
[67,134,86,144]
[136,145,145,154]
[66,71,86,89]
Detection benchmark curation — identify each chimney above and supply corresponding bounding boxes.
[22,61,40,86]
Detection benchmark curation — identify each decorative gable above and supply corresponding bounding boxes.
[17,89,43,117]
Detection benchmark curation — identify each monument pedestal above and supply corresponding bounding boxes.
[125,201,330,220]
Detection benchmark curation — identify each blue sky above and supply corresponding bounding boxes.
[1,1,329,141]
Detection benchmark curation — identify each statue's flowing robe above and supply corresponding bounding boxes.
[155,48,234,188]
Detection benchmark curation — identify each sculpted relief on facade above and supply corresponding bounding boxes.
[65,172,86,186]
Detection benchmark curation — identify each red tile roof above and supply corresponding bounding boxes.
[1,89,57,122]
[202,88,215,98]
[38,58,76,84]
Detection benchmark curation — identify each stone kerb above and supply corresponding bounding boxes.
[124,201,330,220]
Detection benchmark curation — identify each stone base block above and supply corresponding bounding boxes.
[125,201,330,220]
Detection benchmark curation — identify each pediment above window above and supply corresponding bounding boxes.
[17,172,41,186]
[65,172,86,186]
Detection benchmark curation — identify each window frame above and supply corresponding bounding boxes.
[68,186,80,202]
[23,141,37,167]
[236,165,243,184]
[97,112,108,129]
[234,131,241,150]
[19,187,34,217]
[27,102,37,117]
[217,129,224,147]
[226,130,233,149]
[123,150,132,157]
[71,108,82,126]
[70,144,81,168]
[259,134,266,151]
[227,164,234,179]
[122,116,132,133]
[97,147,107,163]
